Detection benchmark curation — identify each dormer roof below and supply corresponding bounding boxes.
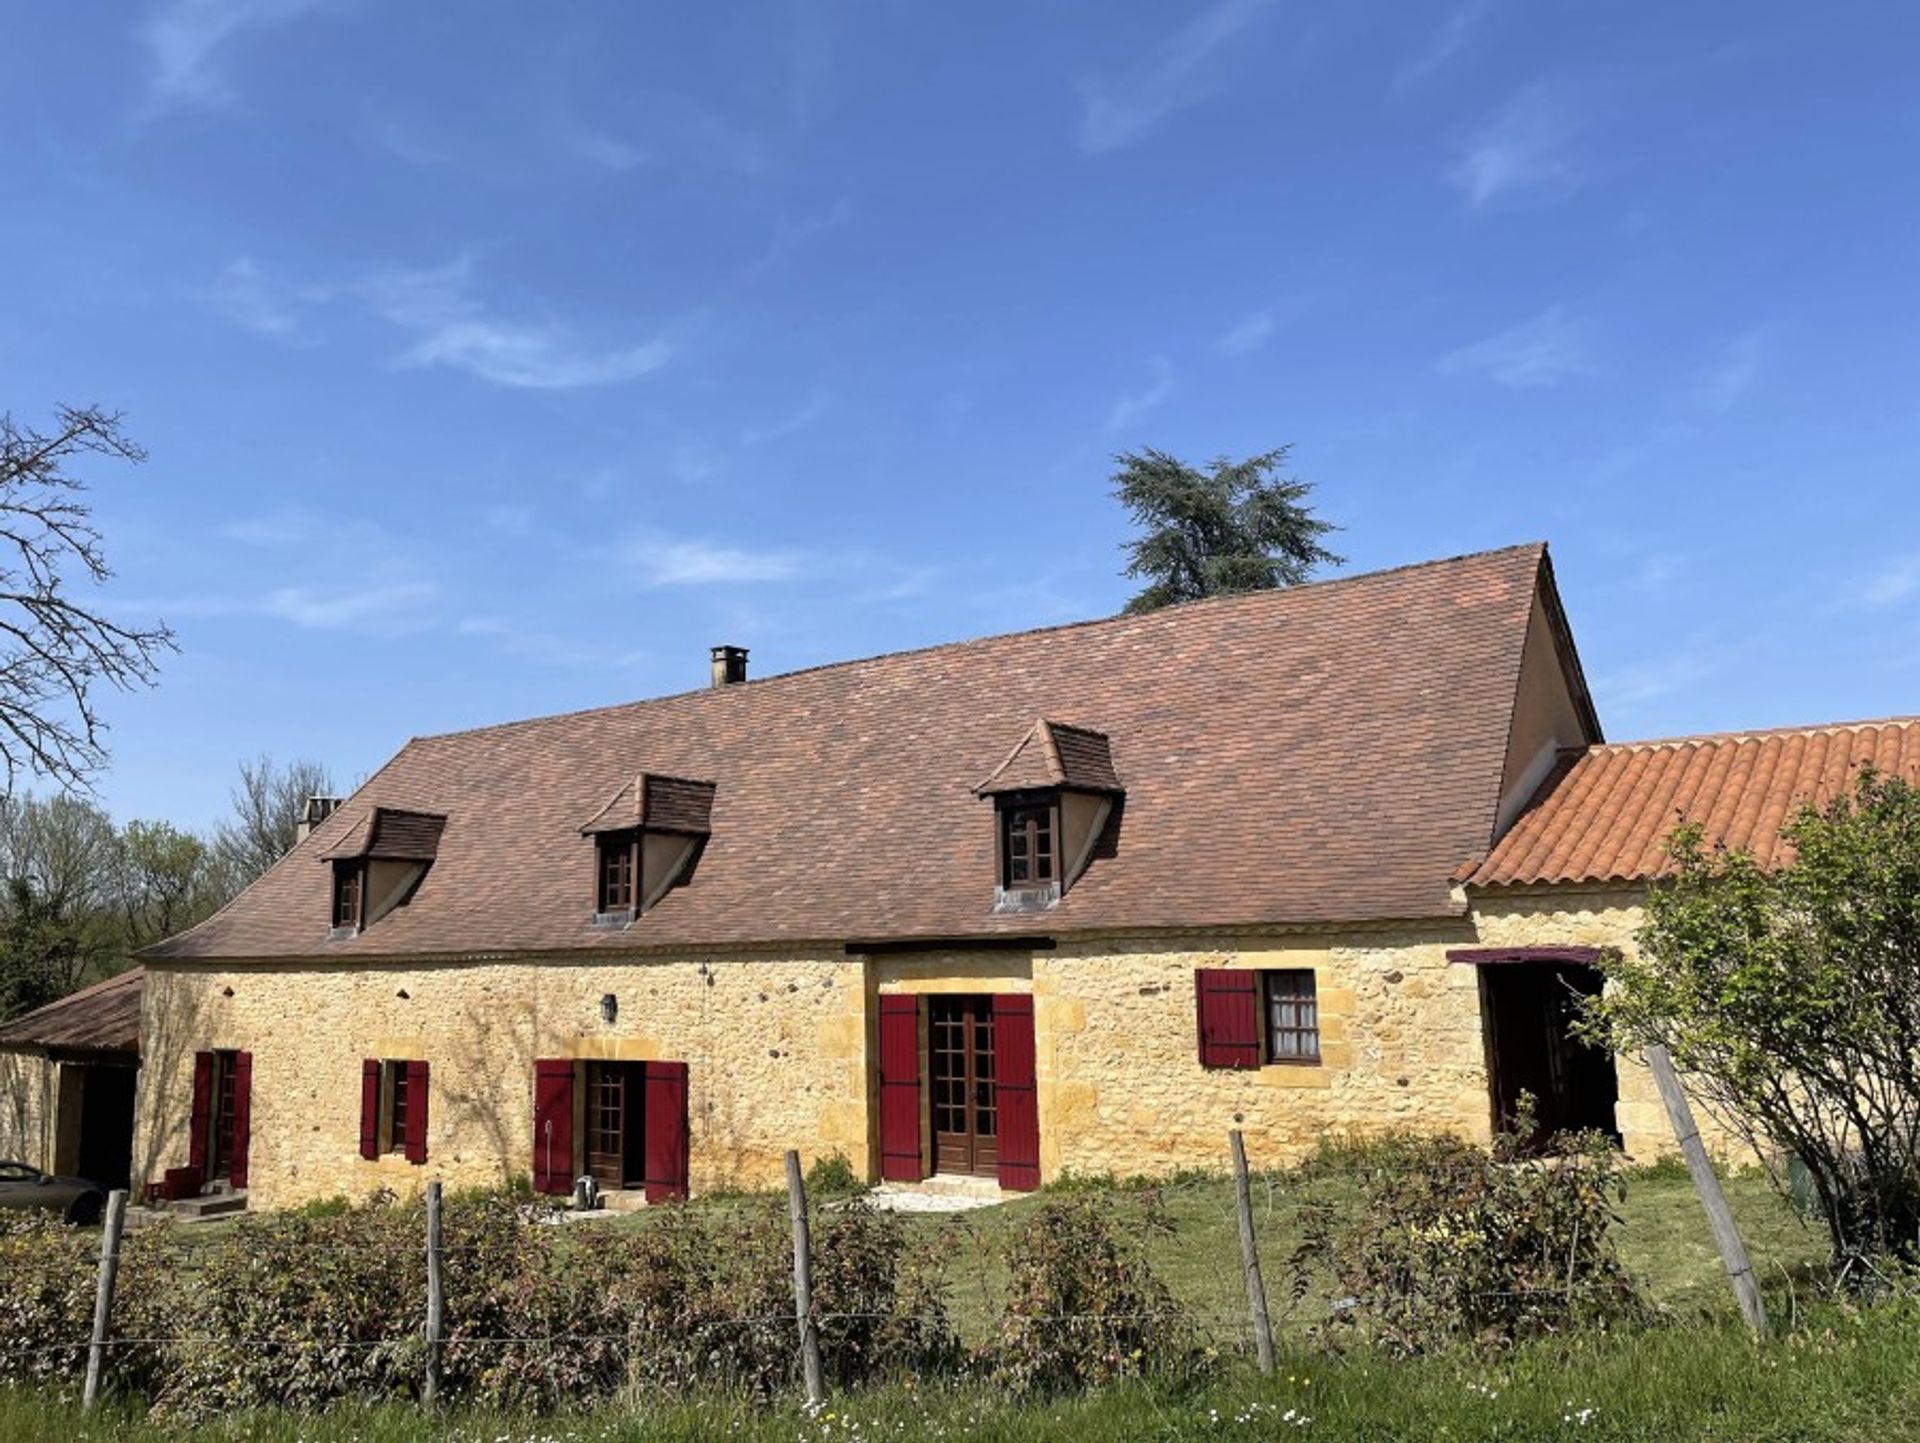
[975,720,1122,797]
[579,773,717,837]
[319,807,447,862]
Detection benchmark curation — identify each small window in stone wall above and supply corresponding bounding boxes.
[360,1058,430,1163]
[1263,970,1320,1063]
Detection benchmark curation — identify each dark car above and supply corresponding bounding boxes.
[0,1160,107,1225]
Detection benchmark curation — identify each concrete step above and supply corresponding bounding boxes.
[168,1190,249,1221]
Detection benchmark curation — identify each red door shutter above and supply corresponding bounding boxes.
[229,1051,253,1188]
[1196,969,1261,1069]
[532,1059,576,1195]
[359,1060,381,1160]
[641,1061,690,1202]
[404,1061,430,1165]
[993,995,1040,1192]
[878,995,923,1182]
[188,1051,214,1179]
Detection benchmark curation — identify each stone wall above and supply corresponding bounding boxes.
[0,1050,56,1171]
[135,951,870,1211]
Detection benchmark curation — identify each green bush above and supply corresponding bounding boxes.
[804,1151,865,1199]
[1291,1127,1653,1354]
[993,1192,1204,1395]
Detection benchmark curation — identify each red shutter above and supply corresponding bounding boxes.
[878,995,923,1182]
[993,995,1040,1192]
[1196,969,1261,1069]
[642,1061,690,1202]
[229,1051,253,1188]
[359,1060,381,1160]
[532,1059,575,1195]
[404,1061,430,1165]
[188,1051,214,1180]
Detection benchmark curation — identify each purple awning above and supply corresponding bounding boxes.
[1444,945,1611,967]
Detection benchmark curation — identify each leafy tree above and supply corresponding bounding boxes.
[119,819,226,950]
[0,406,174,791]
[214,753,334,887]
[0,793,124,1016]
[1589,769,1920,1269]
[1112,446,1340,614]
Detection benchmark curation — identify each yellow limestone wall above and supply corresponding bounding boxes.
[135,953,871,1211]
[0,1051,57,1172]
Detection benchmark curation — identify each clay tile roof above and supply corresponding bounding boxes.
[975,721,1121,796]
[322,807,447,861]
[0,968,142,1056]
[1461,716,1920,888]
[580,775,717,835]
[144,544,1551,960]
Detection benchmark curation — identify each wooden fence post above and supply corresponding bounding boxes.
[1645,1044,1769,1335]
[423,1180,445,1408]
[1229,1131,1276,1374]
[82,1189,128,1412]
[785,1149,826,1408]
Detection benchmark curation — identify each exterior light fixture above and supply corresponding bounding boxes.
[599,993,618,1025]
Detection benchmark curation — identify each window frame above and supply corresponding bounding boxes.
[1262,969,1321,1066]
[384,1060,411,1155]
[596,831,638,915]
[996,792,1059,890]
[332,860,365,932]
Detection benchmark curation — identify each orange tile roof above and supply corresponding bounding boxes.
[146,544,1551,961]
[1462,717,1920,888]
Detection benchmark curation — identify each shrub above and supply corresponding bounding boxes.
[1291,1126,1651,1354]
[993,1192,1203,1395]
[805,1151,865,1199]
[0,1211,173,1396]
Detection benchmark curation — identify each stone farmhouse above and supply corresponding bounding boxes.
[33,541,1908,1212]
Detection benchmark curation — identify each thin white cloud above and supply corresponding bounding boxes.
[565,128,647,173]
[1394,0,1491,90]
[1594,646,1718,712]
[140,0,325,109]
[741,392,829,447]
[1106,356,1176,433]
[1449,84,1577,208]
[1076,0,1275,155]
[205,256,317,339]
[1438,306,1591,389]
[1856,557,1920,610]
[364,260,671,390]
[622,534,805,587]
[265,582,438,632]
[1693,330,1765,412]
[1215,310,1276,356]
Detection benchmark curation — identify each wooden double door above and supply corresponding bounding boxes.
[930,996,999,1177]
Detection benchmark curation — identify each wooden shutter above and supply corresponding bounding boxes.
[188,1051,214,1179]
[1195,969,1261,1069]
[877,995,923,1182]
[532,1059,576,1195]
[993,995,1040,1191]
[641,1061,690,1202]
[359,1060,381,1159]
[229,1051,254,1188]
[404,1061,430,1165]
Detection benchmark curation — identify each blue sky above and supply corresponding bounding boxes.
[4,1,1919,830]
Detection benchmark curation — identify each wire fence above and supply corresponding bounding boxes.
[0,1128,1809,1421]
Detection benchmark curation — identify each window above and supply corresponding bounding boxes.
[360,1058,429,1163]
[1264,970,1320,1063]
[333,862,364,931]
[597,833,636,913]
[1000,801,1055,887]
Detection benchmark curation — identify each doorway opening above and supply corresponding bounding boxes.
[929,996,999,1178]
[75,1065,136,1190]
[1479,961,1620,1149]
[584,1061,647,1191]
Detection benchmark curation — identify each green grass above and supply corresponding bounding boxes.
[11,1302,1920,1442]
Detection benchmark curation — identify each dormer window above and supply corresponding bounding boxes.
[319,807,447,938]
[332,862,364,931]
[975,720,1124,912]
[1000,798,1056,887]
[597,832,637,914]
[579,773,716,925]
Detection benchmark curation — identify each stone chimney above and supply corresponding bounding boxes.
[709,645,749,687]
[297,795,342,842]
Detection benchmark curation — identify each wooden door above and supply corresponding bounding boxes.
[585,1062,639,1188]
[210,1050,239,1181]
[930,997,999,1177]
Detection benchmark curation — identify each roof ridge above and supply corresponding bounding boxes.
[1593,714,1920,754]
[408,542,1549,749]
